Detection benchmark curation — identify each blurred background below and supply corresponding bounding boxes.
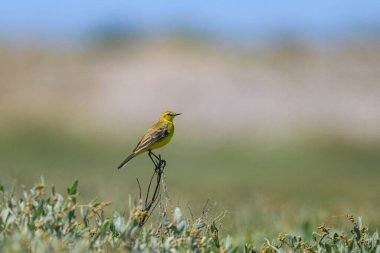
[1,1,380,238]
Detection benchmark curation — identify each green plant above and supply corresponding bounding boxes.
[0,179,379,252]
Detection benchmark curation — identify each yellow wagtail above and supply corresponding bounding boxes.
[117,110,181,169]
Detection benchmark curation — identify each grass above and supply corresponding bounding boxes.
[0,179,379,252]
[1,121,380,250]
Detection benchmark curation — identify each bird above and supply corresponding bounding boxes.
[117,110,181,169]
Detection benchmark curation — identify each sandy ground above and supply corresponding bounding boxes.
[1,40,380,138]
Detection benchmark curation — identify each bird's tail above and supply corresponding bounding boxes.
[117,153,135,170]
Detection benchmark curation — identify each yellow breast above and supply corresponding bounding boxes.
[149,122,174,150]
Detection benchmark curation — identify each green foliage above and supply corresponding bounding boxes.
[2,124,380,236]
[0,180,379,253]
[0,180,222,252]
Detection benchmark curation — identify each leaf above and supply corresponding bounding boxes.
[101,219,110,236]
[89,198,100,207]
[372,231,379,246]
[32,203,44,220]
[164,236,174,250]
[160,215,171,227]
[325,244,332,253]
[113,212,126,233]
[194,222,206,230]
[333,233,339,243]
[176,220,186,233]
[318,233,328,246]
[0,184,4,193]
[68,209,76,222]
[353,226,361,242]
[358,216,363,230]
[67,180,79,196]
[224,235,232,250]
[173,207,182,222]
[1,209,9,224]
[210,222,217,233]
[312,232,318,242]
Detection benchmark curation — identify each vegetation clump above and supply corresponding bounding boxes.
[0,179,379,252]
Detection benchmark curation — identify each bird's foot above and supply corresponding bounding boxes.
[148,150,166,171]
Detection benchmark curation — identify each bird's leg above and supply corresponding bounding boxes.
[149,150,160,160]
[148,150,166,172]
[156,154,166,171]
[148,150,159,168]
[159,154,166,168]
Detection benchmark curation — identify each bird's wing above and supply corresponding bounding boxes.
[133,121,169,154]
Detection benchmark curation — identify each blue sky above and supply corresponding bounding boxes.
[1,1,380,41]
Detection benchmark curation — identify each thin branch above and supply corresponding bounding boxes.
[187,203,195,222]
[136,178,142,200]
[145,194,161,223]
[202,199,210,217]
[145,168,157,207]
[135,150,167,227]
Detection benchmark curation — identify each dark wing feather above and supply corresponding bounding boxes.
[133,123,169,154]
[117,121,169,170]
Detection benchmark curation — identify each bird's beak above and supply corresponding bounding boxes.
[174,113,182,116]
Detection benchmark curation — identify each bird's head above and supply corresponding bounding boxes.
[160,110,181,122]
